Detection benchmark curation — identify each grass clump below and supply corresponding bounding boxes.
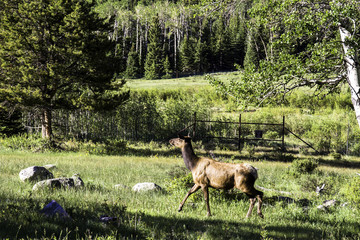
[342,176,360,205]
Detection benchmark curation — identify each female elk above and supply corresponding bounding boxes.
[169,135,263,218]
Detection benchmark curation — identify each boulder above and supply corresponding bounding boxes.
[32,174,84,191]
[132,182,162,193]
[19,166,53,182]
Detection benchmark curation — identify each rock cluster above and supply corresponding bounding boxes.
[19,165,163,193]
[19,165,84,191]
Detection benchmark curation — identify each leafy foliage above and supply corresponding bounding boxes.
[209,0,360,110]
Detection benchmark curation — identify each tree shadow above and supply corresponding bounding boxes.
[2,191,359,239]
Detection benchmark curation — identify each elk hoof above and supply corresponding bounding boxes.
[178,206,183,212]
[258,213,264,218]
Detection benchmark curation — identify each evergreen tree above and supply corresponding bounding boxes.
[163,55,173,79]
[180,36,195,74]
[194,38,210,74]
[212,17,233,71]
[125,45,140,79]
[243,24,267,70]
[0,0,129,140]
[144,14,164,79]
[229,14,247,67]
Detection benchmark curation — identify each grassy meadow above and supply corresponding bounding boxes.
[1,143,360,239]
[1,73,360,239]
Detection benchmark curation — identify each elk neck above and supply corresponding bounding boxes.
[181,142,198,171]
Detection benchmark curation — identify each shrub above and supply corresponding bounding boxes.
[288,159,318,177]
[0,134,49,151]
[167,172,194,192]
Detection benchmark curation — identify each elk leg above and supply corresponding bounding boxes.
[201,186,211,217]
[178,184,200,212]
[246,198,256,218]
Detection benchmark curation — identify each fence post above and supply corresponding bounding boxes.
[282,116,285,151]
[238,114,242,151]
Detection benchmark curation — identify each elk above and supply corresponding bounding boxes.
[169,135,263,218]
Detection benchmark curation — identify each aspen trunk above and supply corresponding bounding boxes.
[41,108,52,139]
[339,26,360,128]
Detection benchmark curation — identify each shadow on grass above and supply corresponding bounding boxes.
[2,192,359,240]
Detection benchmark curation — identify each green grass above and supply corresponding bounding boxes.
[124,72,239,91]
[125,76,211,91]
[1,143,360,239]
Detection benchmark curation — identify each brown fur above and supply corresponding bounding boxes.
[169,136,263,218]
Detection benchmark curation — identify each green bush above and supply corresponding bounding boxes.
[288,159,318,177]
[0,134,49,151]
[167,172,194,192]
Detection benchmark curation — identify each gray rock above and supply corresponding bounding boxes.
[19,166,53,182]
[32,174,84,191]
[132,182,162,192]
[40,200,70,219]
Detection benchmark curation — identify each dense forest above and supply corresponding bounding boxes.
[94,0,251,78]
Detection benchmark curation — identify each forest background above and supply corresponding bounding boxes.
[1,0,360,155]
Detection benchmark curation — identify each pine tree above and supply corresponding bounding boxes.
[243,24,267,70]
[212,16,233,71]
[194,39,210,74]
[0,0,128,140]
[125,45,140,79]
[180,36,195,74]
[144,14,164,80]
[243,33,259,70]
[229,14,247,67]
[162,55,173,79]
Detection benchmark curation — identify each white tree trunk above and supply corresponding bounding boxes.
[339,26,360,128]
